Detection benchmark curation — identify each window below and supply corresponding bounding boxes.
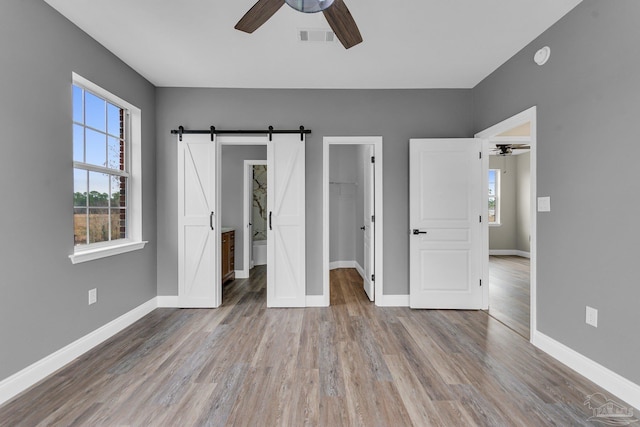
[70,74,145,263]
[488,169,500,225]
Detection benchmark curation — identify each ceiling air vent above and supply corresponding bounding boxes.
[298,29,335,43]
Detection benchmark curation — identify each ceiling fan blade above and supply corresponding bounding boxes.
[512,144,531,149]
[235,0,285,33]
[323,0,363,49]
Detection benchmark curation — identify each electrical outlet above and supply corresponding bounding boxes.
[88,288,97,305]
[586,306,598,327]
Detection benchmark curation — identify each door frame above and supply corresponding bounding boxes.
[322,136,383,306]
[475,106,537,340]
[243,159,267,278]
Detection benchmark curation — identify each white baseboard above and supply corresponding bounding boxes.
[376,294,410,307]
[156,295,180,308]
[329,260,357,270]
[235,270,249,279]
[489,249,530,258]
[306,295,329,307]
[532,331,640,410]
[0,298,158,406]
[355,262,365,279]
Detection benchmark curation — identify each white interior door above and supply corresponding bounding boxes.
[267,134,306,307]
[178,134,218,308]
[363,146,375,301]
[409,138,482,309]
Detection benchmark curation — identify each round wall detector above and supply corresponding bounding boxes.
[534,46,551,66]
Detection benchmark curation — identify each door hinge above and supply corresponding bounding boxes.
[371,215,375,222]
[480,279,482,287]
[371,156,375,163]
[371,274,375,282]
[479,215,482,223]
[479,152,482,159]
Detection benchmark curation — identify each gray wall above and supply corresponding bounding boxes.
[329,145,358,263]
[355,145,366,268]
[156,88,474,296]
[0,0,156,381]
[489,156,518,250]
[220,145,267,271]
[473,0,640,384]
[488,153,531,253]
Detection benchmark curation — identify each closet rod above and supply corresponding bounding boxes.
[171,125,311,141]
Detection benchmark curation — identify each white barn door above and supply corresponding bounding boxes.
[178,134,218,308]
[409,138,482,309]
[267,134,306,307]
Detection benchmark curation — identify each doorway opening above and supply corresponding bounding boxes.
[476,107,537,341]
[221,145,267,303]
[322,137,383,306]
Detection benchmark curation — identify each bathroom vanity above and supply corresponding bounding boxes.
[221,228,235,284]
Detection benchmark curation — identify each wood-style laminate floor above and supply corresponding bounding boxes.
[488,255,530,340]
[1,266,637,426]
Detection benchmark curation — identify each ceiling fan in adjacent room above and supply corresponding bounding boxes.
[491,143,531,156]
[235,0,363,49]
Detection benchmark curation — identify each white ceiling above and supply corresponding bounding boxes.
[43,0,582,89]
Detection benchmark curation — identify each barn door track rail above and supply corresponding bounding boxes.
[171,125,311,142]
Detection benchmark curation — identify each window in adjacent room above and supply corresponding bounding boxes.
[70,73,146,263]
[488,169,500,225]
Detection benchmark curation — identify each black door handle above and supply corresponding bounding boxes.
[412,229,427,235]
[269,211,272,230]
[210,212,214,231]
[360,226,365,230]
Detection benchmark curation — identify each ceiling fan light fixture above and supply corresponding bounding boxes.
[285,0,335,13]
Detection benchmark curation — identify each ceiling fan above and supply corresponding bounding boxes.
[235,0,363,49]
[491,143,531,156]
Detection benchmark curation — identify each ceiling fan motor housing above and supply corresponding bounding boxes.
[285,0,335,13]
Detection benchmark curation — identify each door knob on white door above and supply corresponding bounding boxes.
[412,229,427,235]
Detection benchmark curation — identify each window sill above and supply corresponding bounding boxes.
[69,241,148,264]
[489,223,502,227]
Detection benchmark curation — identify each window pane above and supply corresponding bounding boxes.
[85,91,106,131]
[108,136,124,170]
[73,85,83,124]
[107,103,123,138]
[88,208,109,244]
[89,172,109,207]
[85,128,107,167]
[110,175,126,208]
[488,170,496,195]
[74,169,87,207]
[74,208,87,246]
[73,124,84,162]
[111,208,127,241]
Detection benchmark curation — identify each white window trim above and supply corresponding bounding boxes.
[69,73,146,264]
[489,168,501,226]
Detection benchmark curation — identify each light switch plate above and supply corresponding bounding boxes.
[586,306,598,327]
[88,288,97,305]
[538,196,551,212]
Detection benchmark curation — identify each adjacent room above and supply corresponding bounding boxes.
[486,121,532,339]
[1,0,639,425]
